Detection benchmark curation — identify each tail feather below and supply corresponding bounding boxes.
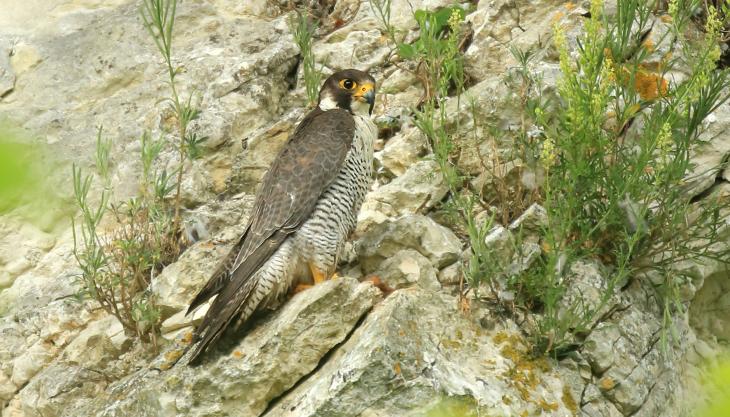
[186,278,261,365]
[186,235,247,316]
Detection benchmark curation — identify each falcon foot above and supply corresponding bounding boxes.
[308,263,339,284]
[292,284,313,294]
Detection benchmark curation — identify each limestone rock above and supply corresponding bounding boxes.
[11,339,58,387]
[62,315,129,369]
[150,238,236,318]
[356,214,462,274]
[684,101,730,197]
[558,261,621,330]
[79,278,381,417]
[376,128,428,176]
[358,160,448,230]
[508,203,548,239]
[18,364,108,417]
[372,249,440,290]
[438,261,463,286]
[264,288,577,417]
[464,0,562,82]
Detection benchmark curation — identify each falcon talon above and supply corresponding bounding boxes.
[183,69,378,364]
[292,284,313,294]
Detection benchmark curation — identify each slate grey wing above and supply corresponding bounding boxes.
[185,227,249,315]
[186,108,356,364]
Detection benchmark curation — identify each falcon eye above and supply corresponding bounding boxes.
[339,79,356,90]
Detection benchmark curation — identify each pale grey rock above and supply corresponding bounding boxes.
[580,278,688,417]
[362,0,455,33]
[373,249,440,290]
[358,160,448,231]
[558,261,620,330]
[484,225,515,260]
[160,305,209,340]
[356,214,462,274]
[0,218,58,293]
[78,278,380,417]
[582,386,624,417]
[62,315,129,369]
[684,101,730,197]
[508,203,548,238]
[690,264,730,342]
[437,261,463,286]
[18,363,108,417]
[0,371,15,404]
[150,236,238,318]
[264,288,576,417]
[1,0,299,209]
[464,0,559,82]
[315,29,389,72]
[376,129,428,176]
[583,324,620,375]
[11,339,58,387]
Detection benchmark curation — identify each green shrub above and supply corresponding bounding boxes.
[72,0,204,345]
[376,0,730,356]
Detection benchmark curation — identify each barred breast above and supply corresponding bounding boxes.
[292,114,377,279]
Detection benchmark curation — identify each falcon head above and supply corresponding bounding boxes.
[317,69,376,116]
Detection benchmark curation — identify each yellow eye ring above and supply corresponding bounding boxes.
[339,79,357,90]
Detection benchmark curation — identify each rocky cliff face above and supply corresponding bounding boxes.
[1,1,728,416]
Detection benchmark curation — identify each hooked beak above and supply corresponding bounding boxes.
[354,82,376,114]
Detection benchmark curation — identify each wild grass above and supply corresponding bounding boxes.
[290,11,325,107]
[71,0,204,345]
[377,0,730,356]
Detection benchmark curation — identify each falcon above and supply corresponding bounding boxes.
[184,69,377,364]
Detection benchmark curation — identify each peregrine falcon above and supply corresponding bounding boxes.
[184,69,377,364]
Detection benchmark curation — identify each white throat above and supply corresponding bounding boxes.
[318,92,339,111]
[318,92,372,117]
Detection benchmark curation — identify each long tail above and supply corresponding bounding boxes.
[185,278,262,365]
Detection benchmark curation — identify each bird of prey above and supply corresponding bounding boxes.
[184,69,377,364]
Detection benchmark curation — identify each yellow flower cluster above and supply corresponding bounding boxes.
[448,8,463,32]
[656,122,672,153]
[540,137,558,169]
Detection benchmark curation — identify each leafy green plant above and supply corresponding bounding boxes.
[141,0,205,235]
[71,0,205,345]
[525,0,730,354]
[72,129,178,345]
[290,11,325,107]
[383,0,730,358]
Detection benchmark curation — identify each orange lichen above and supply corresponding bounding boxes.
[498,334,554,407]
[599,376,616,390]
[552,11,565,24]
[565,2,576,11]
[393,362,402,375]
[642,37,655,53]
[232,350,244,359]
[181,331,193,344]
[634,70,668,101]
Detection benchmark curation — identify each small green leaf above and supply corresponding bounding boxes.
[398,43,417,59]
